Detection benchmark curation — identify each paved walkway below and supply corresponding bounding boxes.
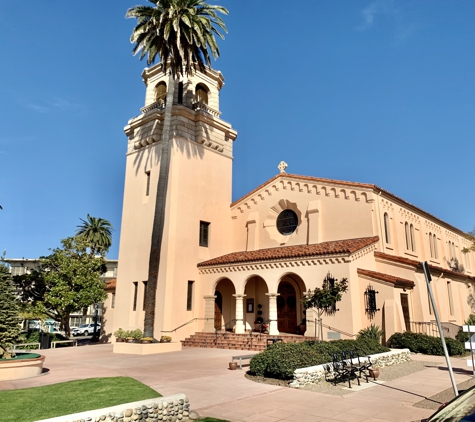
[1,344,473,421]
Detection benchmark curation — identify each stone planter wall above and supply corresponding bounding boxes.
[291,348,411,388]
[0,354,45,381]
[35,393,198,422]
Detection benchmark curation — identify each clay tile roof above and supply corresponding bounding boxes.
[357,268,415,288]
[374,252,475,281]
[105,279,117,290]
[198,236,379,268]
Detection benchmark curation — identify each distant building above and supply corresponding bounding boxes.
[4,258,117,329]
[111,62,475,346]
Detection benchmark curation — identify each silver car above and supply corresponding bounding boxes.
[72,323,101,336]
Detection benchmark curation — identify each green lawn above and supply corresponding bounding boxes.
[0,377,161,422]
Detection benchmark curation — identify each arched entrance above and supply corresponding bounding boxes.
[277,274,306,334]
[243,276,269,331]
[214,278,235,331]
[277,282,297,333]
[214,291,222,330]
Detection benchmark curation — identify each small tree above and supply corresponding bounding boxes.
[0,263,22,358]
[301,272,348,340]
[13,237,107,337]
[462,228,475,254]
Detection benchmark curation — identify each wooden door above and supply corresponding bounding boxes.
[400,293,411,331]
[214,291,223,330]
[277,282,297,333]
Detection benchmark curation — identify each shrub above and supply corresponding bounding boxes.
[249,338,389,380]
[114,328,125,339]
[357,324,384,343]
[387,332,465,356]
[18,330,68,349]
[131,329,143,341]
[456,314,475,344]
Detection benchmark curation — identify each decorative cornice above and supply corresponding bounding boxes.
[230,173,470,240]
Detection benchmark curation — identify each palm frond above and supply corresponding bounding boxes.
[126,0,228,77]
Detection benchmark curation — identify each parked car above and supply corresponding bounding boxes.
[51,327,66,336]
[422,384,475,421]
[72,323,101,336]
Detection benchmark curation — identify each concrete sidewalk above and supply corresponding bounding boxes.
[0,344,472,421]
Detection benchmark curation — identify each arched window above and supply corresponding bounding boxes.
[155,82,167,103]
[429,232,434,258]
[195,84,208,104]
[410,224,415,252]
[433,234,438,259]
[405,223,410,250]
[383,213,390,244]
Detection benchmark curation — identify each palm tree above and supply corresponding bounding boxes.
[76,214,114,255]
[126,0,228,338]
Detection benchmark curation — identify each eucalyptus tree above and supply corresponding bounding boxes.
[126,0,228,338]
[75,214,114,255]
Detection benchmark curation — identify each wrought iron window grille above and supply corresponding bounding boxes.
[364,285,380,319]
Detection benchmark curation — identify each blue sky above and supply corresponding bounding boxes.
[1,0,474,260]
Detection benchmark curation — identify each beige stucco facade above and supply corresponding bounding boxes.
[112,63,475,344]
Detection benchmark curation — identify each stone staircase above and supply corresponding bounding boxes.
[181,331,307,351]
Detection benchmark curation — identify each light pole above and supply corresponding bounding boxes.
[92,304,99,342]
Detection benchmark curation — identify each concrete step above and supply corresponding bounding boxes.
[181,331,307,351]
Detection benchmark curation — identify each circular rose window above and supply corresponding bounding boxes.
[276,210,298,235]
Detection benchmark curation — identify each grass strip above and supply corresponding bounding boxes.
[0,376,160,422]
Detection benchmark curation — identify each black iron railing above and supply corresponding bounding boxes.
[161,317,214,334]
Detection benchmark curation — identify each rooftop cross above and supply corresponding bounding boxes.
[278,161,288,174]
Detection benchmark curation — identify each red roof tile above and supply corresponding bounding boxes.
[105,279,117,290]
[357,268,415,288]
[198,236,379,267]
[374,252,475,281]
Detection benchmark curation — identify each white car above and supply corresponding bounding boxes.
[72,323,101,336]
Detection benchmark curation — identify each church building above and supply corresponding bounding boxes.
[111,63,475,345]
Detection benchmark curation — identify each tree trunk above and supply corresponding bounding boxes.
[143,72,176,339]
[64,315,71,338]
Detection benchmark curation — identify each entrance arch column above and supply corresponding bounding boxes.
[233,294,246,334]
[203,295,216,333]
[266,293,280,336]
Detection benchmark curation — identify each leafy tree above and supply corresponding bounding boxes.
[0,263,22,358]
[126,0,228,338]
[302,272,348,340]
[462,228,475,254]
[75,214,114,255]
[13,237,107,337]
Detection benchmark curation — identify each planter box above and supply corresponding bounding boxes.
[0,354,45,381]
[113,342,181,355]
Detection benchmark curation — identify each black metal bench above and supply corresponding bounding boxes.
[324,350,374,388]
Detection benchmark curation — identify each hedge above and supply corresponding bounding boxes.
[386,332,465,356]
[249,338,389,380]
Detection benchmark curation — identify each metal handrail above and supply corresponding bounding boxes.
[215,319,237,343]
[322,323,356,338]
[255,319,271,341]
[313,318,356,340]
[161,317,213,334]
[410,321,449,337]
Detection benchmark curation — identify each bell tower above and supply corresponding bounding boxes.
[113,63,237,339]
